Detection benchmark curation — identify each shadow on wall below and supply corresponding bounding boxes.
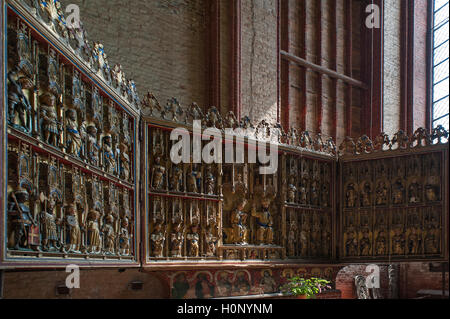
[3,268,169,299]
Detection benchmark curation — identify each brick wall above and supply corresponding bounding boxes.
[3,268,169,299]
[412,0,428,130]
[240,0,278,124]
[58,0,427,140]
[399,262,449,299]
[60,0,208,109]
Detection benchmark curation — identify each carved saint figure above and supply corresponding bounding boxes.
[7,187,36,250]
[187,225,200,257]
[425,185,437,202]
[392,180,405,205]
[65,204,81,252]
[205,165,215,195]
[40,194,60,251]
[102,134,117,175]
[408,180,421,203]
[151,156,165,189]
[360,182,372,206]
[151,223,166,257]
[171,223,184,257]
[119,217,131,255]
[346,184,357,208]
[391,228,405,255]
[310,181,319,206]
[424,224,439,254]
[86,124,100,166]
[299,184,308,205]
[375,230,387,255]
[66,109,84,157]
[102,214,116,254]
[40,93,61,147]
[204,225,217,257]
[251,196,275,245]
[376,181,388,205]
[119,143,131,182]
[287,220,298,256]
[188,164,201,193]
[287,176,297,203]
[407,227,420,255]
[345,230,358,256]
[231,198,249,245]
[87,210,101,253]
[7,70,33,133]
[170,163,183,192]
[359,229,371,256]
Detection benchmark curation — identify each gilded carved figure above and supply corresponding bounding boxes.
[346,183,357,208]
[102,134,117,175]
[152,156,166,189]
[170,223,184,257]
[251,195,274,245]
[66,108,85,157]
[7,70,33,133]
[40,92,61,147]
[102,214,116,254]
[375,230,387,255]
[375,181,389,205]
[119,217,131,255]
[151,223,166,257]
[7,187,36,250]
[39,194,61,251]
[391,228,405,255]
[87,210,102,253]
[230,198,249,245]
[187,225,200,257]
[170,163,183,192]
[65,204,82,252]
[86,124,100,166]
[205,165,215,195]
[119,143,131,182]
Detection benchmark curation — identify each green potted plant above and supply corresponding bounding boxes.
[281,276,332,299]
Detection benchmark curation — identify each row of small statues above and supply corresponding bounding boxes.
[151,222,218,258]
[287,219,332,258]
[345,179,439,208]
[150,199,219,258]
[151,161,217,195]
[344,225,440,257]
[7,186,132,256]
[287,175,330,207]
[8,69,133,183]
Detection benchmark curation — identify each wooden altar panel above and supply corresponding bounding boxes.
[338,132,449,263]
[1,1,140,267]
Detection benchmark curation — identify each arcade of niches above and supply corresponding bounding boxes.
[0,0,449,299]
